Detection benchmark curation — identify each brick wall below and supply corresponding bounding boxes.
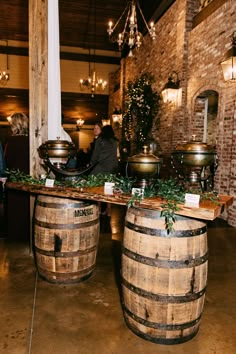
[109,0,236,226]
[187,0,236,226]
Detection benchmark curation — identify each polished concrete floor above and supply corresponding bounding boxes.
[0,202,236,354]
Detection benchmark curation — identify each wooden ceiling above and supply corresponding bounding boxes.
[0,88,109,125]
[0,0,175,126]
[0,0,175,51]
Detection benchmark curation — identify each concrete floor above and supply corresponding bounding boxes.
[0,203,236,354]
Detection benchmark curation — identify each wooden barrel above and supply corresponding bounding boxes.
[122,206,208,345]
[34,195,100,284]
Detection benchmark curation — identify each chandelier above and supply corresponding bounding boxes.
[80,53,107,97]
[0,70,9,82]
[0,40,10,82]
[76,118,85,131]
[80,0,107,96]
[107,0,156,56]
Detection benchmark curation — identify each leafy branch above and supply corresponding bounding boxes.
[160,200,180,234]
[127,192,143,208]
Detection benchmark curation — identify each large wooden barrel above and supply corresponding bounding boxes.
[34,195,100,284]
[122,206,208,345]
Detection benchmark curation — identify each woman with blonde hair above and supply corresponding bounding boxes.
[8,112,29,136]
[5,112,29,173]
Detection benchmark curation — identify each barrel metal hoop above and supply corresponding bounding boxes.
[35,245,98,257]
[123,314,199,345]
[37,265,95,284]
[123,304,202,330]
[37,264,95,277]
[122,246,208,268]
[122,277,206,302]
[125,220,207,237]
[34,218,99,229]
[36,200,90,209]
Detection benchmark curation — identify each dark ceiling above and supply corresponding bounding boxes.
[0,0,175,51]
[0,0,175,126]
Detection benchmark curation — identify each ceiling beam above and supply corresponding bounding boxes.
[0,45,121,65]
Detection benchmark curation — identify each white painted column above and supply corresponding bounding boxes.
[48,0,61,139]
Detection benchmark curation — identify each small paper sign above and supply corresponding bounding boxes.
[104,182,115,195]
[185,193,200,207]
[45,178,55,187]
[131,188,144,198]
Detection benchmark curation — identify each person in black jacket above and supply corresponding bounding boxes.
[89,125,119,175]
[89,125,119,218]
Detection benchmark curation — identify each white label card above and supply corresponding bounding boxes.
[104,182,115,195]
[185,193,200,207]
[45,178,55,187]
[131,188,144,198]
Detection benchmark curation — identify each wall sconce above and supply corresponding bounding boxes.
[220,32,236,81]
[161,71,182,106]
[102,119,110,126]
[76,118,84,131]
[112,108,123,127]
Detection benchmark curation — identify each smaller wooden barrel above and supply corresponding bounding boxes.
[34,195,100,284]
[122,207,208,345]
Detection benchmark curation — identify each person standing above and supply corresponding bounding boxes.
[88,122,102,160]
[89,125,119,175]
[4,112,30,242]
[89,125,119,219]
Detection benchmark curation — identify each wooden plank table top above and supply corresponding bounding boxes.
[6,181,233,221]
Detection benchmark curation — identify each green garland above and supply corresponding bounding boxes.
[6,169,220,235]
[5,169,115,188]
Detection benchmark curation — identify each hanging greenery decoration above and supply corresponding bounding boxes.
[122,72,159,154]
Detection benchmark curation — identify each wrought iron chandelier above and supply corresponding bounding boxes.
[0,70,9,82]
[76,118,85,131]
[80,0,107,96]
[80,50,107,97]
[107,0,156,56]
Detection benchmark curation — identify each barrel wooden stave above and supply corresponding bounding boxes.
[34,195,100,284]
[122,206,208,344]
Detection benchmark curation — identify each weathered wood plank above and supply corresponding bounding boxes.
[29,0,48,178]
[6,182,233,221]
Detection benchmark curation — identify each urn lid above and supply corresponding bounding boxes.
[128,145,161,163]
[174,135,216,153]
[39,138,76,158]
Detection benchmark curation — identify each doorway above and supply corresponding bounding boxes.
[192,90,218,145]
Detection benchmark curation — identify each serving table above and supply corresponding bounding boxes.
[6,181,232,220]
[6,181,233,344]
